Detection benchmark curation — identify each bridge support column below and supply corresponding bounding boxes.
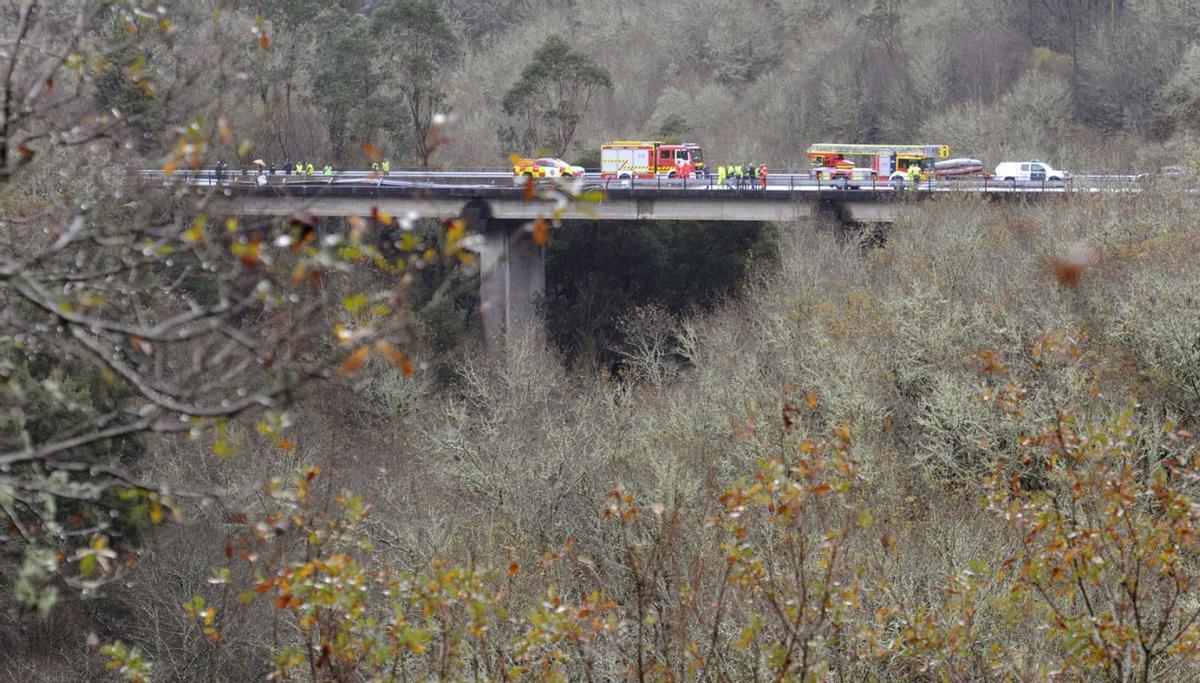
[476,220,544,348]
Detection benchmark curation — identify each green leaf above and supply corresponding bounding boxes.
[342,293,368,315]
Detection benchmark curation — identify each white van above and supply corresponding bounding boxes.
[993,160,1070,187]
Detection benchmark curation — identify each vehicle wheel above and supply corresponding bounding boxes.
[1004,177,1015,189]
[1048,177,1062,187]
[890,176,904,191]
[834,177,848,191]
[667,171,677,179]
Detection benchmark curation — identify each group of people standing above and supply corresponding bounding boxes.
[715,163,768,190]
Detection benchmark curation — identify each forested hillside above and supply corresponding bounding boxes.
[202,0,1200,171]
[4,1,1200,681]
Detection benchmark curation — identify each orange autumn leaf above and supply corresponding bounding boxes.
[532,218,549,247]
[370,205,393,225]
[339,346,370,376]
[507,562,519,577]
[375,341,413,376]
[259,34,270,50]
[362,142,381,161]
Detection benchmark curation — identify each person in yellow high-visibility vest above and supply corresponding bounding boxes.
[305,162,314,176]
[717,164,726,189]
[906,163,920,191]
[381,160,390,173]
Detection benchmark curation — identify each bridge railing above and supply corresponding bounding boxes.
[135,169,1152,194]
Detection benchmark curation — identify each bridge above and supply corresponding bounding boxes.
[141,170,1140,344]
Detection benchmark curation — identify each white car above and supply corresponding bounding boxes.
[993,160,1070,187]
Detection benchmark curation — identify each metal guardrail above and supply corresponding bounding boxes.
[135,169,1150,194]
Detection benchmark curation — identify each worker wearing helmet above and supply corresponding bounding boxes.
[906,163,920,191]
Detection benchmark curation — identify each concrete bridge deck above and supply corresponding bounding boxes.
[138,170,1144,345]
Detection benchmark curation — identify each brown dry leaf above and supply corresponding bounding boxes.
[522,177,537,200]
[375,340,413,376]
[1052,261,1083,286]
[339,346,370,376]
[833,423,852,444]
[507,562,519,577]
[1051,243,1098,287]
[259,34,270,50]
[347,214,367,242]
[362,142,381,161]
[130,335,154,356]
[217,117,232,145]
[805,392,819,411]
[531,218,549,247]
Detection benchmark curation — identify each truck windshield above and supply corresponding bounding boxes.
[691,150,703,163]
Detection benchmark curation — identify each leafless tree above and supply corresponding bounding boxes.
[0,0,425,607]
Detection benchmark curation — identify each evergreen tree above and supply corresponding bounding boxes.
[372,0,460,168]
[501,35,612,157]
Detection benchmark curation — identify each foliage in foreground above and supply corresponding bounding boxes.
[165,389,1200,681]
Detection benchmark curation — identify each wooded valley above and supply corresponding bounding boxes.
[3,1,1200,680]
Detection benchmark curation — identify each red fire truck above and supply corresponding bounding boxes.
[806,143,950,189]
[600,141,705,180]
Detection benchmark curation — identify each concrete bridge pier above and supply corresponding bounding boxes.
[464,202,545,347]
